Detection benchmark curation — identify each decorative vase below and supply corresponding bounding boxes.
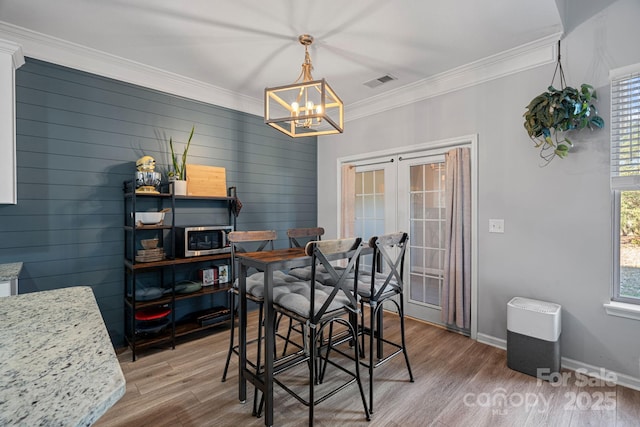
[171,179,187,196]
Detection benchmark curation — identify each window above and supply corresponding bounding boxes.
[611,64,640,303]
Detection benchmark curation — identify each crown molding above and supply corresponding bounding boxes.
[0,38,25,69]
[0,20,561,121]
[0,21,263,116]
[346,32,563,122]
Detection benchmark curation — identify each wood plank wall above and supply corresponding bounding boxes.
[0,58,317,345]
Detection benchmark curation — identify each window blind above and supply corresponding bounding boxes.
[611,64,640,190]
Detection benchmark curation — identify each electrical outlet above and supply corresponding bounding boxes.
[489,219,504,233]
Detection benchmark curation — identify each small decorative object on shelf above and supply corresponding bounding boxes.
[218,264,229,284]
[199,268,216,286]
[135,155,161,193]
[523,40,605,166]
[132,211,165,227]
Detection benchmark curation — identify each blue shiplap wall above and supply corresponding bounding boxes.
[0,58,317,346]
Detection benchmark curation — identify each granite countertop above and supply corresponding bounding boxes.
[0,286,126,426]
[0,262,22,281]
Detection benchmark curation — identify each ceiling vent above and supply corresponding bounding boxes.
[363,74,397,88]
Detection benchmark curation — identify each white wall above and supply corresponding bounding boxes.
[317,0,640,379]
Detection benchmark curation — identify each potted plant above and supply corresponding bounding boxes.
[523,41,605,165]
[168,125,195,195]
[523,84,605,165]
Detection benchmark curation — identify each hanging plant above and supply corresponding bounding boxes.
[523,41,605,165]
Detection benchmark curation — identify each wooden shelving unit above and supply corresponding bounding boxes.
[123,180,236,360]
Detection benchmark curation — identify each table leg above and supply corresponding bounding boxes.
[238,263,247,404]
[263,266,275,427]
[376,307,384,359]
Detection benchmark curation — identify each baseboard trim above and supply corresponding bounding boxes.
[561,357,640,392]
[476,333,640,392]
[477,332,506,350]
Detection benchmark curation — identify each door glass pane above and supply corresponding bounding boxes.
[426,191,440,209]
[374,195,384,218]
[363,195,374,218]
[356,173,364,194]
[411,220,424,247]
[425,248,440,271]
[364,221,376,240]
[355,221,363,238]
[424,276,441,306]
[410,274,424,301]
[410,165,424,191]
[363,171,374,194]
[411,193,424,219]
[375,169,385,193]
[410,247,424,272]
[355,195,363,217]
[425,164,440,190]
[425,221,439,247]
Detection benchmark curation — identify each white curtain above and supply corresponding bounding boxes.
[441,147,471,330]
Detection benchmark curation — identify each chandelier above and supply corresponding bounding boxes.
[264,34,344,138]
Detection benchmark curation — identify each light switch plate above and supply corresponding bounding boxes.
[489,219,504,233]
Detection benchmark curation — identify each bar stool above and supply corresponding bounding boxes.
[272,237,370,426]
[358,232,414,414]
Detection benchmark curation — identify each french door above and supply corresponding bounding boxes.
[349,152,448,327]
[340,138,476,335]
[397,153,447,325]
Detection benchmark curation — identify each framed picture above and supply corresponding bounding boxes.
[199,268,216,286]
[218,265,229,284]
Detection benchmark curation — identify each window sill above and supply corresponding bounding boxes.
[603,301,640,321]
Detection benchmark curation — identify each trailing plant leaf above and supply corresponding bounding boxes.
[523,83,605,166]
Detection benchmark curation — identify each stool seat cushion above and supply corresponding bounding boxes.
[286,266,398,299]
[273,280,352,319]
[234,270,301,299]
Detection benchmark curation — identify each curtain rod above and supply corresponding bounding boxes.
[346,158,394,168]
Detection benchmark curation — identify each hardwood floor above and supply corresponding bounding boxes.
[95,312,640,426]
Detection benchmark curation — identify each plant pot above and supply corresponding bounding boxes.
[171,179,187,196]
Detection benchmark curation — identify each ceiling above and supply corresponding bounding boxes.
[0,0,567,116]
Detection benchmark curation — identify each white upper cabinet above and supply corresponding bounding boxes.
[0,39,24,205]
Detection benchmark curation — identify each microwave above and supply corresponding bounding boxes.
[175,225,233,258]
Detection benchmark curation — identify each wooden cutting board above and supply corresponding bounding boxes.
[186,164,227,197]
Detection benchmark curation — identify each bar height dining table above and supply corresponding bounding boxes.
[235,245,371,427]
